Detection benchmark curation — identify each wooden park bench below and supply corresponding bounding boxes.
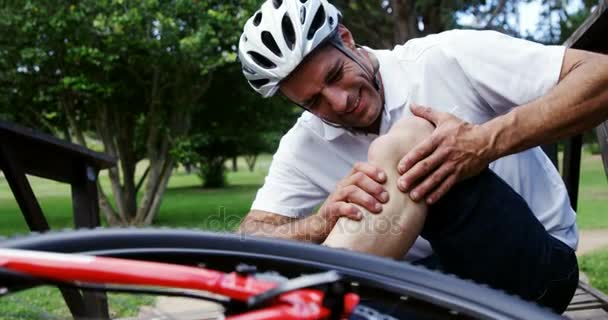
[0,119,116,319]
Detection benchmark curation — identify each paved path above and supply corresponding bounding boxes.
[577,229,608,256]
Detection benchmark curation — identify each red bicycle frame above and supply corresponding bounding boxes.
[0,248,359,320]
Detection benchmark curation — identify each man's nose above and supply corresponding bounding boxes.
[321,85,349,113]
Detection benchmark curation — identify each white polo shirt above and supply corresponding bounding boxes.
[251,29,578,261]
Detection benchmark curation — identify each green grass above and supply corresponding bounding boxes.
[0,155,272,236]
[0,288,155,320]
[580,249,608,294]
[153,167,268,231]
[575,153,608,229]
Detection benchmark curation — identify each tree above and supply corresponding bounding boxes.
[172,64,297,188]
[333,0,585,47]
[0,0,258,225]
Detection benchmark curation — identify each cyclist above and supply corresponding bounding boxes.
[237,0,607,313]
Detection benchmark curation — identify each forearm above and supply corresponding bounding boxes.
[237,213,335,243]
[482,51,608,160]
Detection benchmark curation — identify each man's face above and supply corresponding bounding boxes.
[279,43,383,131]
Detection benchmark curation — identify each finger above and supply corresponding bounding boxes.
[399,149,447,194]
[409,163,455,202]
[398,136,438,175]
[334,202,363,221]
[425,174,458,205]
[410,104,441,125]
[337,185,382,213]
[346,171,388,203]
[352,162,387,183]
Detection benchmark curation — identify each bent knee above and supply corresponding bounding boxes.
[368,117,434,163]
[391,116,435,134]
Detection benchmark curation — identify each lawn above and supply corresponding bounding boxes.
[580,248,608,294]
[0,156,272,236]
[575,153,608,229]
[0,152,605,318]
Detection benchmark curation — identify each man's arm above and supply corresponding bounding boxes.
[238,161,389,243]
[237,209,337,243]
[486,49,608,157]
[397,49,608,204]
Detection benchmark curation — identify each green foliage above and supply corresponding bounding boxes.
[332,0,588,47]
[0,0,261,222]
[172,134,235,187]
[171,64,298,188]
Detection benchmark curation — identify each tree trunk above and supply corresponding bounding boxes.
[421,4,444,35]
[134,68,164,225]
[143,157,174,225]
[134,152,166,224]
[232,156,238,172]
[113,111,138,219]
[391,0,421,44]
[96,106,128,223]
[201,156,227,188]
[97,185,121,225]
[245,154,258,172]
[62,94,87,147]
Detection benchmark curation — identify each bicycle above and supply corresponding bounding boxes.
[0,228,562,319]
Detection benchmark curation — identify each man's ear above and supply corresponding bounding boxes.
[337,24,356,50]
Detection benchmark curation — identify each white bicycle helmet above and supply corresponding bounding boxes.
[238,0,342,98]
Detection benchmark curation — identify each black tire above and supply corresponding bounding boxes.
[0,228,561,320]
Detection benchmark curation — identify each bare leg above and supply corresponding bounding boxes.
[323,117,434,259]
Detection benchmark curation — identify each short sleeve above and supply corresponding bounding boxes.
[440,30,565,115]
[251,139,328,218]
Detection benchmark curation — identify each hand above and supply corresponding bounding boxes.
[318,162,389,225]
[397,104,493,204]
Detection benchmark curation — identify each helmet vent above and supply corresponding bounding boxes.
[282,14,296,50]
[307,5,326,40]
[261,31,282,57]
[248,51,277,69]
[328,16,334,26]
[300,7,306,24]
[253,11,262,26]
[300,0,308,3]
[272,0,283,9]
[242,66,256,75]
[249,79,270,89]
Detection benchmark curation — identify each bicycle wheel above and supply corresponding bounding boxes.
[0,228,560,319]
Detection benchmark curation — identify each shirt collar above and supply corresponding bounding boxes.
[319,47,408,141]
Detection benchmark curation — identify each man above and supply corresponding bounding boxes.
[236,0,608,313]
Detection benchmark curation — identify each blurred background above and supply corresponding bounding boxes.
[0,0,606,318]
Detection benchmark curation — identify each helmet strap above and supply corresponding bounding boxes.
[283,35,382,135]
[328,37,381,92]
